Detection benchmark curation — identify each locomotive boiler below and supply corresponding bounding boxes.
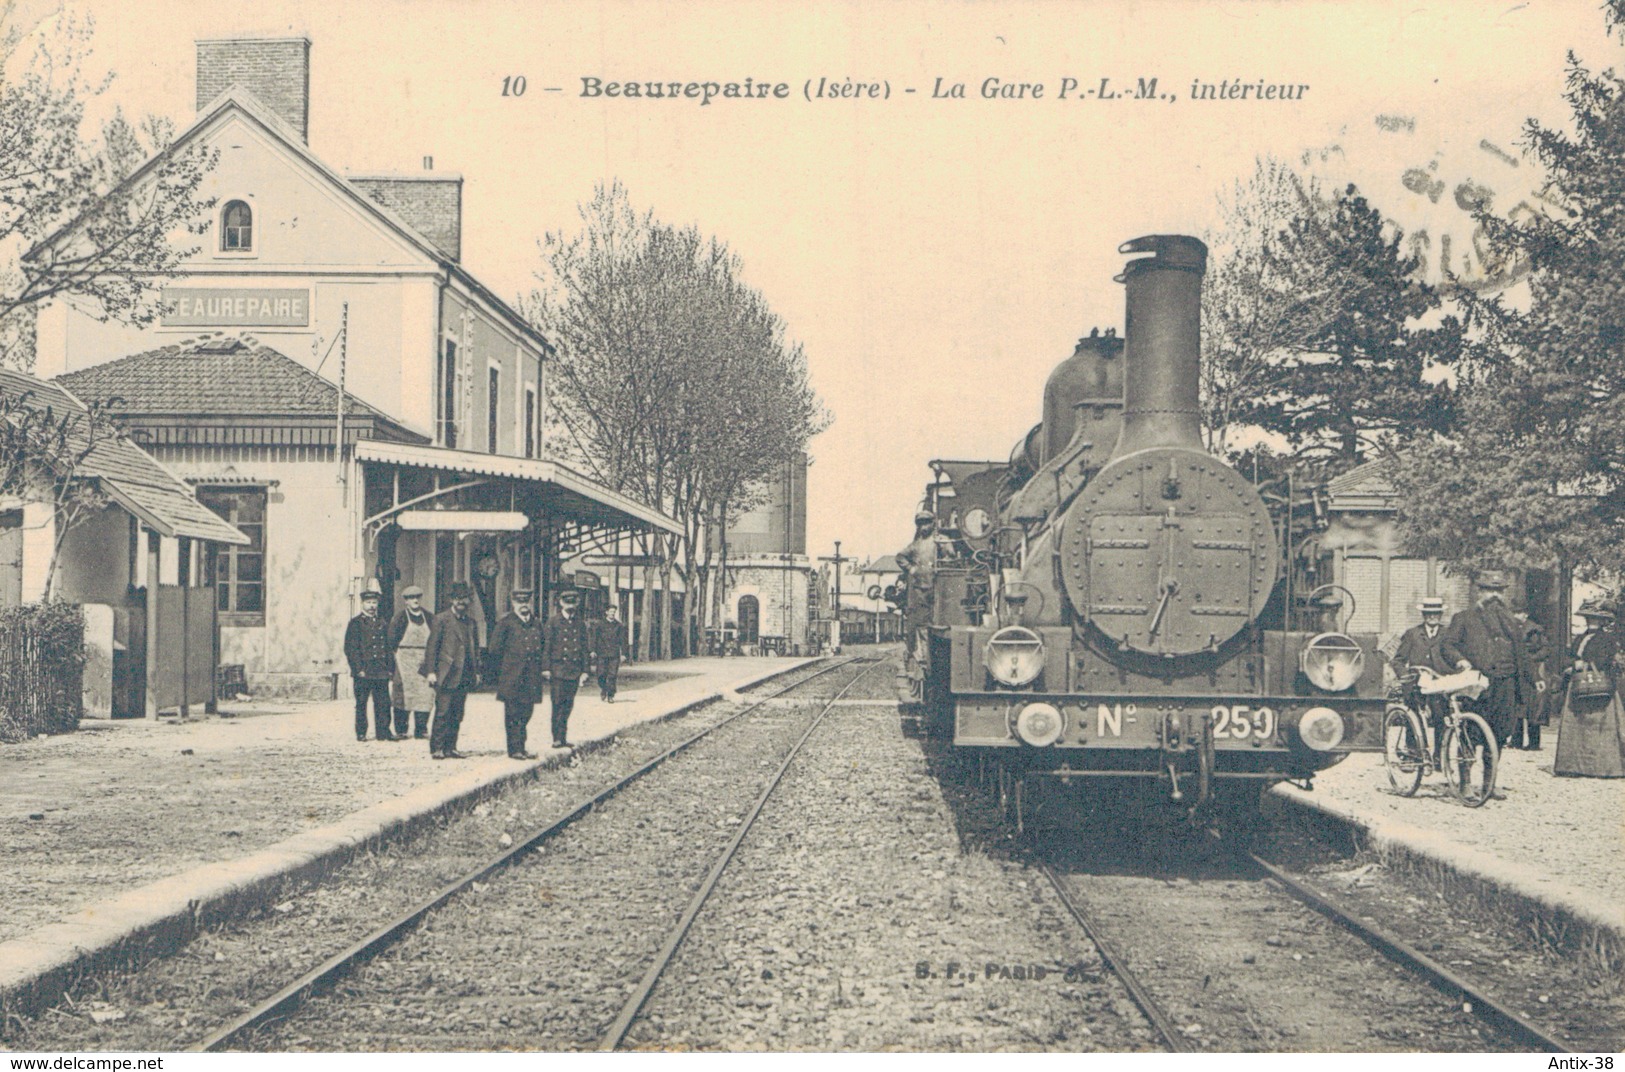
[902,234,1385,823]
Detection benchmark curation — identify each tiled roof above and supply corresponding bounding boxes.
[0,369,248,544]
[1326,458,1396,499]
[55,335,414,431]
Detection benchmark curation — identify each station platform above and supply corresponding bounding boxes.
[0,655,819,1019]
[1274,746,1625,950]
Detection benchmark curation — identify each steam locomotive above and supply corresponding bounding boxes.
[900,235,1385,823]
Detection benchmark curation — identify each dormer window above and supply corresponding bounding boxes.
[222,200,253,251]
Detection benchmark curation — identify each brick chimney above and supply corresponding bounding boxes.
[349,171,464,262]
[196,37,311,142]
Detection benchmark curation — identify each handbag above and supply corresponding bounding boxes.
[1571,668,1613,699]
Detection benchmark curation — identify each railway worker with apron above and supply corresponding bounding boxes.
[543,588,592,749]
[1393,596,1452,760]
[895,509,946,697]
[1439,569,1532,749]
[389,585,435,740]
[590,605,628,703]
[1555,600,1625,777]
[488,588,544,760]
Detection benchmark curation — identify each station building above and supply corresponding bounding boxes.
[1323,459,1566,658]
[36,38,677,697]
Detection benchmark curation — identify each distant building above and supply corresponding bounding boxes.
[853,554,903,642]
[719,453,811,653]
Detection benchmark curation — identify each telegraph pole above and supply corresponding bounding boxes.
[818,540,850,654]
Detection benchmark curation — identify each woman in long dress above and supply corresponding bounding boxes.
[389,585,437,741]
[1554,600,1625,778]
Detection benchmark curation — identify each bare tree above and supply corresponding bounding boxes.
[526,183,827,658]
[0,3,215,369]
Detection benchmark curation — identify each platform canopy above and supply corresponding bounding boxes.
[356,440,681,553]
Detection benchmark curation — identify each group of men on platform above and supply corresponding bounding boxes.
[342,583,630,760]
[1389,569,1550,754]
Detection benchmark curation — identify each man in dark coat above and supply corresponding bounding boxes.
[421,583,479,759]
[1511,611,1552,750]
[344,581,397,741]
[1439,569,1533,748]
[489,588,544,759]
[543,588,592,749]
[1392,596,1451,753]
[590,605,628,703]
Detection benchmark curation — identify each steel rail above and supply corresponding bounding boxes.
[1034,860,1192,1053]
[597,660,884,1051]
[191,656,864,1053]
[1243,851,1572,1054]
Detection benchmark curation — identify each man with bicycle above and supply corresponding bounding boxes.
[1393,596,1452,759]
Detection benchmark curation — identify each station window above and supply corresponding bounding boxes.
[221,200,253,251]
[198,487,267,626]
[438,340,458,448]
[524,386,537,459]
[488,366,500,454]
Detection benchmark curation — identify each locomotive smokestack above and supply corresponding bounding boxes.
[1111,234,1207,459]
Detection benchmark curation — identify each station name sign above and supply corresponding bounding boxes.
[161,288,310,327]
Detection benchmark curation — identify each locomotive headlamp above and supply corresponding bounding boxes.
[1300,633,1366,692]
[1295,707,1347,751]
[1013,702,1065,747]
[984,626,1045,687]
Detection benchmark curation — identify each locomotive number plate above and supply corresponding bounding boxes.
[1211,705,1277,741]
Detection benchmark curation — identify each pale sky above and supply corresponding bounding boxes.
[39,0,1625,561]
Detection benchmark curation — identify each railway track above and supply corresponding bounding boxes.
[595,660,882,1049]
[1026,820,1572,1052]
[193,656,876,1052]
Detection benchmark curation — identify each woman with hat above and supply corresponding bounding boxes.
[1554,599,1625,777]
[389,584,436,740]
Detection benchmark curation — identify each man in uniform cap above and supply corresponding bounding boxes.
[421,582,479,758]
[344,580,397,741]
[1440,568,1533,749]
[488,588,544,759]
[543,588,592,749]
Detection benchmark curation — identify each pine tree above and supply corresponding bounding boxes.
[1234,184,1464,463]
[1390,15,1625,574]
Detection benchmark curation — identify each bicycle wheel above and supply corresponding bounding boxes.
[1444,712,1499,807]
[1383,705,1426,796]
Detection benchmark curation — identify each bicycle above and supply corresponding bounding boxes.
[1383,666,1500,806]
